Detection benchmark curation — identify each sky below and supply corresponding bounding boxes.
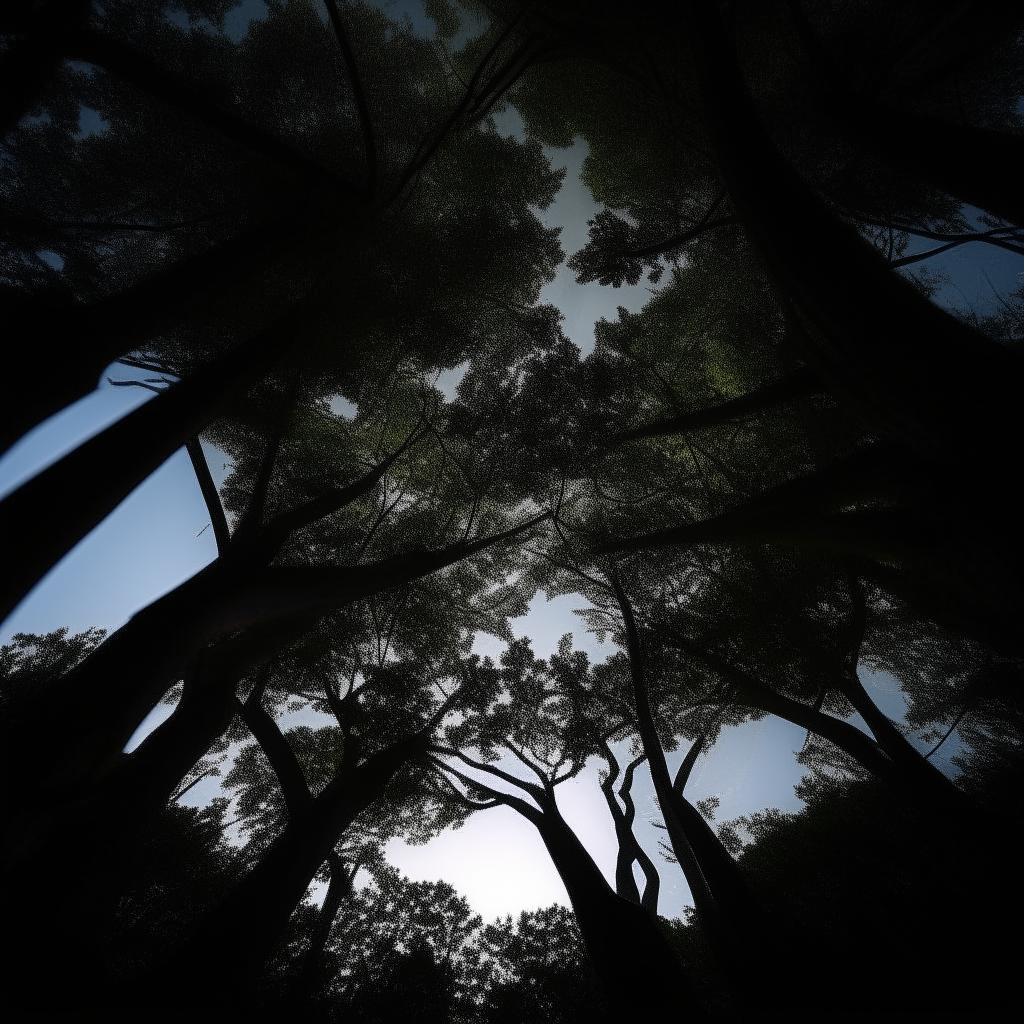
[1,0,1015,925]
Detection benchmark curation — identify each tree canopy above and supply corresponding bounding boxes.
[1,1,1021,1021]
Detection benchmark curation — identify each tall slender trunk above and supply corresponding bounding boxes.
[610,822,642,905]
[528,796,702,1022]
[610,573,783,1016]
[600,749,660,914]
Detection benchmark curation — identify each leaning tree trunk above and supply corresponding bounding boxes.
[288,852,355,1006]
[0,304,309,623]
[0,517,546,870]
[835,664,979,814]
[142,731,429,1023]
[680,0,1024,473]
[14,617,319,897]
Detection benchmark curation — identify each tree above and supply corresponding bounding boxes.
[431,638,705,1021]
[3,3,1022,1020]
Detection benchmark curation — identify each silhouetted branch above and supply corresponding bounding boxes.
[186,438,231,556]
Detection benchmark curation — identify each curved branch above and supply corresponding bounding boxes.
[236,692,313,821]
[622,215,736,261]
[186,438,231,557]
[428,756,541,823]
[504,741,555,789]
[428,746,545,801]
[924,705,972,760]
[382,14,536,206]
[673,735,705,797]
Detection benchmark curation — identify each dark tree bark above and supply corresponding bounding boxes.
[0,515,549,876]
[599,744,660,914]
[664,633,901,784]
[435,755,704,1023]
[530,798,700,1023]
[185,438,231,556]
[0,618,320,947]
[152,729,430,1022]
[0,301,314,622]
[289,850,356,1003]
[837,574,980,814]
[609,571,783,1017]
[680,0,1024,472]
[0,216,343,456]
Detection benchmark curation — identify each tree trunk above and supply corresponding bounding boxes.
[529,799,703,1023]
[836,666,978,812]
[0,304,312,622]
[610,573,785,1017]
[0,212,343,457]
[289,852,354,1004]
[146,732,428,1022]
[680,0,1024,471]
[670,637,901,783]
[601,752,661,914]
[1,517,548,839]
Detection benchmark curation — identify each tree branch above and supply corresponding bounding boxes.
[428,746,545,801]
[613,365,822,444]
[324,0,377,196]
[186,437,231,556]
[258,421,428,558]
[673,735,705,797]
[428,755,541,822]
[924,705,971,760]
[237,691,313,821]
